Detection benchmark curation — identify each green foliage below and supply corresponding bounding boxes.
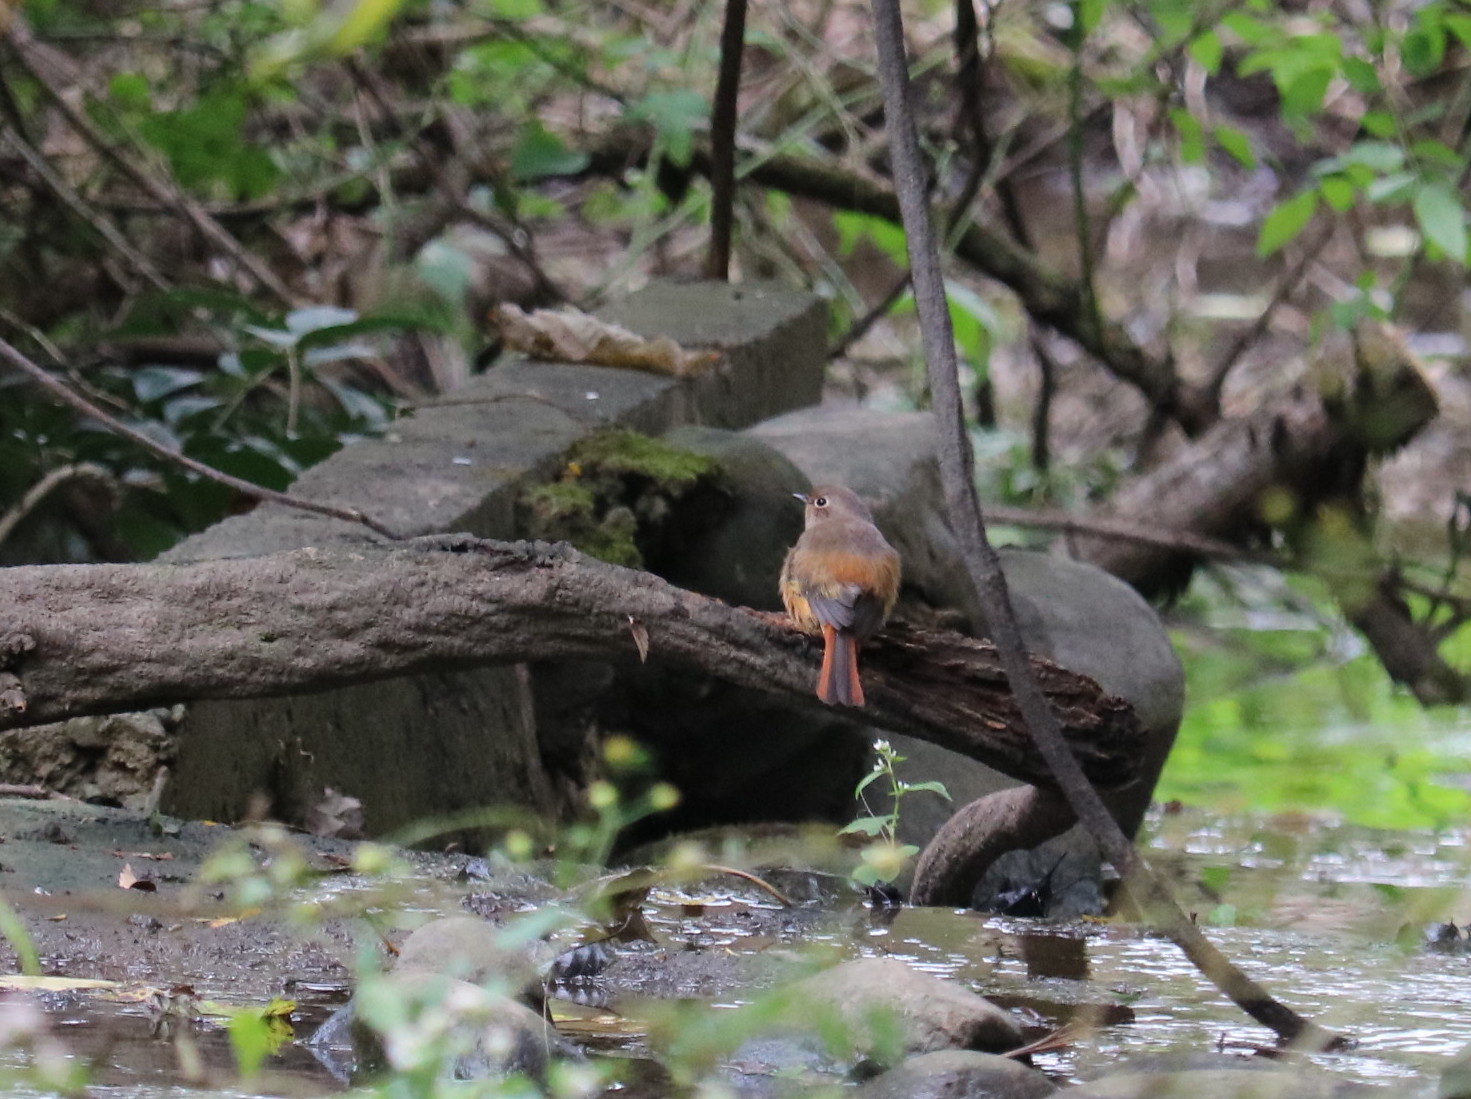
[137,91,282,201]
[1,292,436,562]
[843,738,950,887]
[1160,577,1471,829]
[226,998,295,1079]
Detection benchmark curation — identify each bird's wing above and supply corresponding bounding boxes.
[804,583,864,632]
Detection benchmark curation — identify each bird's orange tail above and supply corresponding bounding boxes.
[817,625,864,707]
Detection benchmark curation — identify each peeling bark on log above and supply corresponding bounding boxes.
[0,535,1143,789]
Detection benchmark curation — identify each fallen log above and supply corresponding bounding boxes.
[0,534,1142,789]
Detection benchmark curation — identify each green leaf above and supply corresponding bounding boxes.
[285,305,358,336]
[1365,171,1416,204]
[1199,864,1233,893]
[138,91,280,200]
[1318,176,1355,212]
[1446,13,1471,50]
[1170,108,1204,164]
[1075,0,1107,37]
[900,780,953,799]
[1213,124,1255,168]
[1402,21,1446,77]
[1345,141,1405,173]
[1360,110,1396,138]
[132,366,204,403]
[108,72,151,110]
[1280,65,1333,119]
[227,1001,293,1079]
[1413,182,1467,263]
[1187,30,1223,74]
[510,122,591,181]
[1341,56,1381,94]
[839,817,891,837]
[1256,189,1318,256]
[1411,139,1461,168]
[1221,11,1273,46]
[630,90,708,168]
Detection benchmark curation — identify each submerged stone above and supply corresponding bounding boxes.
[855,1049,1056,1099]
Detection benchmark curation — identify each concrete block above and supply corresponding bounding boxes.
[161,281,827,832]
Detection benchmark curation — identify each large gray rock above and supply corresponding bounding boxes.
[788,957,1022,1057]
[310,914,577,1083]
[349,972,568,1082]
[750,407,1186,907]
[855,1049,1056,1099]
[604,424,868,840]
[657,424,808,611]
[1445,1040,1471,1098]
[392,916,544,992]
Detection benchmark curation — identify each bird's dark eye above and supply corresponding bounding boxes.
[814,496,828,508]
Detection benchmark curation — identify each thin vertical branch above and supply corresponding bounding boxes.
[953,0,1057,456]
[867,0,1338,1049]
[1066,0,1101,335]
[705,0,748,280]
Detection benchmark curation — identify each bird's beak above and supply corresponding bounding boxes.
[792,492,808,504]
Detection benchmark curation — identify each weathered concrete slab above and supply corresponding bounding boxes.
[160,281,826,833]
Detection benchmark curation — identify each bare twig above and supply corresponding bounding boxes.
[984,503,1262,562]
[705,0,747,280]
[5,20,300,306]
[828,141,988,360]
[0,129,169,291]
[0,336,402,541]
[868,0,1338,1048]
[1203,225,1334,408]
[0,463,118,548]
[0,785,53,800]
[341,57,564,304]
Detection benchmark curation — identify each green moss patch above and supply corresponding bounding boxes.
[518,430,725,567]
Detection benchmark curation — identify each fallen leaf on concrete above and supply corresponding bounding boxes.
[111,849,174,861]
[118,863,156,891]
[494,305,719,377]
[304,787,365,839]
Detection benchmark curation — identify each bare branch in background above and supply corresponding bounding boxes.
[704,0,747,280]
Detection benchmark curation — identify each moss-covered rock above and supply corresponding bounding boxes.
[517,430,724,567]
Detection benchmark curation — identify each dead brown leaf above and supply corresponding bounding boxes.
[304,787,365,840]
[117,863,156,892]
[494,305,719,377]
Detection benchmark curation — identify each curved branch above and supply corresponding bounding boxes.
[0,536,1143,790]
[910,786,1075,907]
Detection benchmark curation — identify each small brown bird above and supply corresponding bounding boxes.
[780,485,901,707]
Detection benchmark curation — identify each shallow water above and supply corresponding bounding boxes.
[11,805,1471,1094]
